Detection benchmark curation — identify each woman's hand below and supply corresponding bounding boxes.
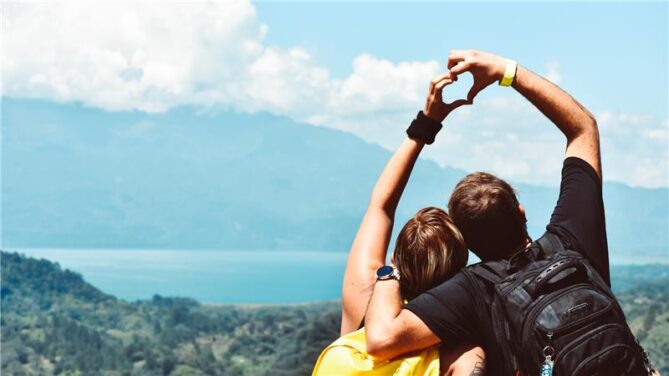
[423,71,471,123]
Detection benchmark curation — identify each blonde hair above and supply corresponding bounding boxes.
[393,207,468,300]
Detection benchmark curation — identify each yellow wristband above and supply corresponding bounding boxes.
[499,59,517,87]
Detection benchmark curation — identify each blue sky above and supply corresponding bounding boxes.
[256,2,668,114]
[2,1,668,187]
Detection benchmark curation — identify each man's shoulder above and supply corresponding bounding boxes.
[459,260,508,290]
[416,269,477,301]
[435,268,477,291]
[539,228,577,255]
[562,156,602,186]
[451,268,475,282]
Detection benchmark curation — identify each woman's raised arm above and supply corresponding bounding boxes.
[340,71,467,335]
[340,137,424,335]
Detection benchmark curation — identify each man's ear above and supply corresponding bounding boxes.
[519,205,527,223]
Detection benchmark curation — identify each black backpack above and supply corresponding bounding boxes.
[462,232,653,376]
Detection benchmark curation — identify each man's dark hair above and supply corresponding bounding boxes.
[447,172,528,261]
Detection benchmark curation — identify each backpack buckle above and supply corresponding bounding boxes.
[508,245,538,272]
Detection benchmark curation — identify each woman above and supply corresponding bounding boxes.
[315,71,485,375]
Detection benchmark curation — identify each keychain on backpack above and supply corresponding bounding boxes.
[540,355,553,376]
[540,331,555,376]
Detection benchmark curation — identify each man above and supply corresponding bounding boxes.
[363,50,656,375]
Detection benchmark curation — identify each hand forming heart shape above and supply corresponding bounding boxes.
[425,50,511,123]
[447,49,510,103]
[440,71,476,108]
[423,71,473,123]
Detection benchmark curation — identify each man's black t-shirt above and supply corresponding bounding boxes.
[405,157,609,375]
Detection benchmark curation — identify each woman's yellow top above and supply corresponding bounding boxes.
[312,328,440,376]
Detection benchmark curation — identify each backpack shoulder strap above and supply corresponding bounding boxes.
[463,263,518,376]
[536,231,564,258]
[466,261,507,285]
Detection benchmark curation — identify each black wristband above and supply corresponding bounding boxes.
[406,111,443,145]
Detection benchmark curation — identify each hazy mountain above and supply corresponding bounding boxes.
[2,98,667,260]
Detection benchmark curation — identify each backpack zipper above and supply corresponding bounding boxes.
[571,344,638,376]
[541,299,612,334]
[521,283,615,369]
[551,323,626,368]
[520,283,590,349]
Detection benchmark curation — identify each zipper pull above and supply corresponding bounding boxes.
[540,357,553,376]
[540,331,555,376]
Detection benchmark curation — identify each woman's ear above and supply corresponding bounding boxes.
[390,253,396,267]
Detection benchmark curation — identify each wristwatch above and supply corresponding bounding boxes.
[376,265,400,281]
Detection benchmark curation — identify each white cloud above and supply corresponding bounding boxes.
[644,128,668,141]
[3,1,268,112]
[309,55,440,141]
[422,95,568,186]
[2,1,667,188]
[333,54,439,114]
[545,61,561,84]
[423,100,668,188]
[596,112,668,187]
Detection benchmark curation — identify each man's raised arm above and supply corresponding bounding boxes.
[449,50,601,178]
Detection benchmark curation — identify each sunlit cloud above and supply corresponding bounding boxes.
[2,0,666,187]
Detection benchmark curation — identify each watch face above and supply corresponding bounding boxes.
[377,265,394,278]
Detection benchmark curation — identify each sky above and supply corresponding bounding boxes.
[2,1,668,187]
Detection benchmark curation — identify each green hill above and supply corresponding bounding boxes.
[1,251,667,375]
[1,251,340,375]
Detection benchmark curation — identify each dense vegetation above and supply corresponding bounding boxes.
[2,251,667,375]
[1,252,339,375]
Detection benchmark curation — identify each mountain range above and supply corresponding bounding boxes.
[1,98,667,260]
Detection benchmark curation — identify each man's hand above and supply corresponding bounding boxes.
[447,49,508,103]
[424,71,471,123]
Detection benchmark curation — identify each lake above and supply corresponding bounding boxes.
[9,249,667,304]
[13,249,348,304]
